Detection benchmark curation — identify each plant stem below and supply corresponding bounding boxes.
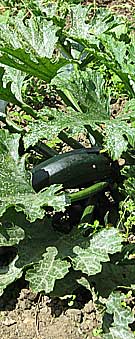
[32,141,58,158]
[58,130,85,149]
[69,181,108,203]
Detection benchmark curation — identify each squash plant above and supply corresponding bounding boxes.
[0,2,135,338]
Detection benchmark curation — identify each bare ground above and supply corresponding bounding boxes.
[0,280,101,339]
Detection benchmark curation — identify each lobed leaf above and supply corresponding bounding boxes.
[26,247,71,293]
[0,67,23,107]
[52,68,110,117]
[104,120,135,160]
[69,4,90,40]
[0,12,59,58]
[103,292,135,339]
[72,228,123,275]
[16,216,84,269]
[2,66,26,102]
[0,48,69,83]
[0,130,68,221]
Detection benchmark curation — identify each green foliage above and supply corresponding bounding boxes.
[103,292,135,339]
[26,247,71,293]
[0,207,123,295]
[0,5,135,157]
[0,3,135,338]
[103,120,135,160]
[118,166,135,236]
[72,228,122,275]
[0,256,23,297]
[0,130,68,221]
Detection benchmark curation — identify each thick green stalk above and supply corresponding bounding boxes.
[69,182,108,203]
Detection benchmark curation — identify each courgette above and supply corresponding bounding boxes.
[32,148,113,192]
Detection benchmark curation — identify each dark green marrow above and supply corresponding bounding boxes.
[32,148,113,192]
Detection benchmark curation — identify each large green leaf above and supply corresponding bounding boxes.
[68,6,126,49]
[25,247,71,293]
[101,36,127,67]
[13,15,59,58]
[17,217,122,293]
[0,48,69,83]
[103,292,135,339]
[0,12,69,83]
[0,130,68,221]
[2,66,26,102]
[0,13,59,58]
[104,120,135,160]
[23,105,107,149]
[88,9,127,37]
[16,216,84,269]
[66,6,134,96]
[0,209,59,267]
[23,108,71,148]
[0,206,123,296]
[52,68,110,117]
[69,4,90,40]
[22,68,111,149]
[0,66,36,119]
[72,228,123,275]
[78,262,135,298]
[0,210,78,294]
[7,209,122,280]
[0,210,72,294]
[0,67,23,107]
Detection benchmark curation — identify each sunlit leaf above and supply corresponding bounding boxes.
[72,228,122,275]
[104,120,135,160]
[103,292,135,339]
[26,247,70,293]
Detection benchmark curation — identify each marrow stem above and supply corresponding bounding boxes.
[69,181,108,203]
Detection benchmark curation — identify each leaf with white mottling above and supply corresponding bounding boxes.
[2,66,26,102]
[69,5,90,40]
[72,228,123,275]
[26,247,71,293]
[0,130,68,221]
[52,68,110,118]
[0,48,68,84]
[0,12,59,58]
[0,67,23,107]
[103,292,135,339]
[104,120,135,160]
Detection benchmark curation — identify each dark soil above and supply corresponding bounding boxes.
[0,1,135,339]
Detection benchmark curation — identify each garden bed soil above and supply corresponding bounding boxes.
[0,280,101,339]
